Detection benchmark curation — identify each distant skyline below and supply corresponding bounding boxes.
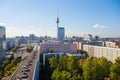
[0,0,120,38]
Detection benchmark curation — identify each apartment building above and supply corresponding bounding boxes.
[39,43,77,53]
[83,45,120,62]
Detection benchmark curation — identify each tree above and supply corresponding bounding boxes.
[98,57,111,78]
[11,58,17,66]
[58,56,67,70]
[48,57,58,70]
[51,68,61,80]
[83,57,93,80]
[110,57,120,80]
[51,68,71,80]
[49,56,113,80]
[26,46,33,53]
[70,74,82,80]
[77,59,84,74]
[61,70,71,80]
[0,70,3,79]
[10,57,21,67]
[17,56,22,62]
[10,45,19,52]
[72,69,79,77]
[1,59,10,69]
[9,55,14,61]
[48,48,53,53]
[3,59,10,66]
[66,56,77,72]
[4,63,13,76]
[4,64,12,72]
[83,57,106,80]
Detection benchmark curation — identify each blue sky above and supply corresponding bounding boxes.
[0,0,120,37]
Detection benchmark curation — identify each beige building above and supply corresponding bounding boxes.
[83,45,120,62]
[105,41,116,48]
[73,42,83,50]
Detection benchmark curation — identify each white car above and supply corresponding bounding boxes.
[18,74,28,79]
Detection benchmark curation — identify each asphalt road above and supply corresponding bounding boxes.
[10,51,38,80]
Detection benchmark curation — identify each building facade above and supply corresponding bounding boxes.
[39,43,77,53]
[88,41,104,46]
[105,41,116,48]
[83,45,120,62]
[0,26,6,49]
[4,38,15,50]
[0,26,6,58]
[57,27,65,40]
[73,42,83,50]
[0,26,6,41]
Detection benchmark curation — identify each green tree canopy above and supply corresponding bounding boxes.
[0,70,3,79]
[26,46,33,53]
[83,57,110,80]
[10,45,19,52]
[48,48,54,53]
[48,56,113,80]
[66,56,77,72]
[61,70,71,80]
[58,56,67,70]
[51,68,71,80]
[48,57,58,70]
[110,57,120,80]
[51,68,61,80]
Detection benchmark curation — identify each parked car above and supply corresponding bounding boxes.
[18,74,28,79]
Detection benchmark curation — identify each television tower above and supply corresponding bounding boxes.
[56,16,59,29]
[56,16,59,39]
[56,0,60,38]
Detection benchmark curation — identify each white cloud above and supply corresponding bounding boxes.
[93,24,107,29]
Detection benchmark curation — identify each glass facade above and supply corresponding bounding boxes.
[57,27,65,40]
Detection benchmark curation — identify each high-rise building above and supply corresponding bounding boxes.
[0,26,6,41]
[56,17,65,40]
[0,26,6,57]
[58,27,65,40]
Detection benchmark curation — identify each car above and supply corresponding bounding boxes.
[18,74,28,79]
[22,68,30,72]
[25,63,31,67]
[22,65,27,68]
[28,59,33,63]
[27,63,32,66]
[23,72,27,75]
[31,56,35,59]
[17,78,28,80]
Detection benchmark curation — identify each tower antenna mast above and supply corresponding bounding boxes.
[56,0,59,29]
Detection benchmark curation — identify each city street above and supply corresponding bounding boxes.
[10,50,38,80]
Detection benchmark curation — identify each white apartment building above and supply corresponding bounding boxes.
[105,41,116,48]
[83,45,120,62]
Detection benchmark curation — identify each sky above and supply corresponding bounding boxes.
[0,0,120,38]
